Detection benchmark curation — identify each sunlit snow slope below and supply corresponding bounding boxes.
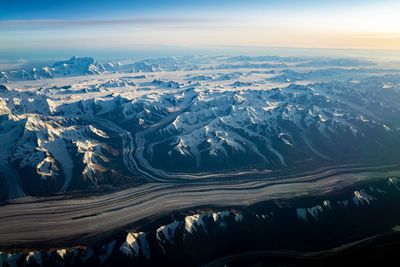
[1,55,400,199]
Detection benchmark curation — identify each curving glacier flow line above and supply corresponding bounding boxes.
[0,165,399,249]
[83,117,138,178]
[130,110,334,181]
[127,97,277,182]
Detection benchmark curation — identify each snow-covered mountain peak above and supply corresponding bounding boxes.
[1,55,400,199]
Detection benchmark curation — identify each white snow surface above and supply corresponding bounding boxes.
[1,55,400,196]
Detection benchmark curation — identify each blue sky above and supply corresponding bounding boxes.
[1,0,399,61]
[0,0,385,19]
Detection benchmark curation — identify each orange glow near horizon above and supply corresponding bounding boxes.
[1,1,399,53]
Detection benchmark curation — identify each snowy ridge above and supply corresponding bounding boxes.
[1,55,400,197]
[1,177,399,266]
[0,92,123,197]
[120,232,150,259]
[132,80,400,174]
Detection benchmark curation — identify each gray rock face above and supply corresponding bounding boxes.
[1,55,400,199]
[0,84,8,92]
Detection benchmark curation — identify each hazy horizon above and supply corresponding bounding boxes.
[1,46,400,66]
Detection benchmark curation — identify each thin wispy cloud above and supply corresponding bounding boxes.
[0,17,217,29]
[1,0,399,60]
